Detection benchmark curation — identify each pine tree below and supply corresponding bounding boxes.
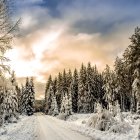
[78,63,90,113]
[62,69,68,94]
[86,62,94,112]
[71,68,78,113]
[56,73,63,111]
[123,27,140,112]
[52,77,57,95]
[103,65,116,109]
[60,92,72,116]
[1,90,19,123]
[132,69,140,114]
[44,75,52,113]
[20,77,35,116]
[47,83,54,115]
[114,57,130,111]
[49,95,59,116]
[27,77,35,115]
[66,69,72,88]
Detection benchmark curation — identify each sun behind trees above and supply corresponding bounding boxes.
[44,27,140,122]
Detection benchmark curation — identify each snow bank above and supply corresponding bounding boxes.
[64,112,140,140]
[0,115,37,140]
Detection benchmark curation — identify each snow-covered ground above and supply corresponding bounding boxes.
[1,113,140,140]
[64,113,140,140]
[0,115,38,140]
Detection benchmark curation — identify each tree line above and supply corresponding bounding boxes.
[44,27,140,116]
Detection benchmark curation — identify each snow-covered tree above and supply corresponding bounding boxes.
[20,77,35,116]
[60,92,72,116]
[49,95,59,116]
[123,27,140,112]
[71,68,78,113]
[78,64,91,113]
[56,73,63,111]
[47,83,54,115]
[2,89,19,123]
[132,69,140,114]
[86,62,94,112]
[94,102,103,114]
[44,75,52,113]
[103,65,116,109]
[27,77,35,115]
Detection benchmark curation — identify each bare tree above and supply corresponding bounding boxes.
[0,0,20,77]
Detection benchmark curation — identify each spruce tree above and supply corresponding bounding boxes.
[20,77,35,116]
[86,62,94,112]
[60,92,72,116]
[47,83,54,115]
[103,65,116,109]
[123,27,140,112]
[71,68,78,113]
[114,57,130,111]
[44,75,52,113]
[56,73,63,111]
[132,69,140,114]
[49,95,59,116]
[78,64,90,113]
[28,77,35,115]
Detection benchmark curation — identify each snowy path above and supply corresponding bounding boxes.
[36,115,91,140]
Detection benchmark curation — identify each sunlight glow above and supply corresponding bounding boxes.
[5,30,61,81]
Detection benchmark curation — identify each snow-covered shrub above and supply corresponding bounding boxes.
[135,123,140,140]
[94,102,103,113]
[87,113,99,128]
[109,122,132,133]
[95,110,115,131]
[57,113,67,120]
[0,127,7,135]
[87,110,115,131]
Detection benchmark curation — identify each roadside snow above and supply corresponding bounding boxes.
[63,113,140,140]
[0,115,37,140]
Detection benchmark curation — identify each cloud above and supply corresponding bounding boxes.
[9,0,140,98]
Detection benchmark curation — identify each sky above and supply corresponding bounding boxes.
[6,0,140,99]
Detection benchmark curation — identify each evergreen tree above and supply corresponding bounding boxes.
[56,73,63,111]
[123,27,140,112]
[66,69,72,88]
[27,77,35,115]
[20,77,35,116]
[71,68,78,113]
[132,69,140,114]
[86,62,94,112]
[49,95,59,116]
[44,75,52,113]
[62,69,68,94]
[103,65,116,109]
[52,77,57,95]
[47,83,54,115]
[60,92,72,116]
[78,63,90,113]
[114,57,130,111]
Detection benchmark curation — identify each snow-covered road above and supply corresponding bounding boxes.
[36,115,91,140]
